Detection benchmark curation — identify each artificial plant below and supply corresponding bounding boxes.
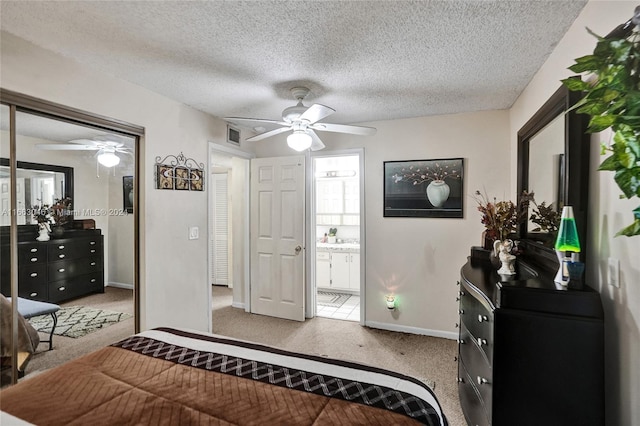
[561,10,640,236]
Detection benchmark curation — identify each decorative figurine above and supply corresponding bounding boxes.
[494,239,516,275]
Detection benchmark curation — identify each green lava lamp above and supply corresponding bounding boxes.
[554,206,581,285]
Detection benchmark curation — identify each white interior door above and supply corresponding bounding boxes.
[250,156,305,321]
[0,178,25,226]
[211,173,229,286]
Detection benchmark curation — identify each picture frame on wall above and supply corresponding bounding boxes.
[383,158,464,218]
[123,176,134,213]
[174,166,190,190]
[156,164,173,189]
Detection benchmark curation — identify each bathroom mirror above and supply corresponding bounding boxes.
[0,159,74,226]
[516,83,590,271]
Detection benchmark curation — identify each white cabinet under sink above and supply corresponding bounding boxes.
[316,250,359,291]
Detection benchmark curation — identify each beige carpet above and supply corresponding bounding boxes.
[211,285,466,426]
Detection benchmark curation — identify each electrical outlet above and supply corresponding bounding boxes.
[608,257,619,288]
[189,226,199,240]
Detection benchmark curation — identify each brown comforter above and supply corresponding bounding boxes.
[0,328,446,425]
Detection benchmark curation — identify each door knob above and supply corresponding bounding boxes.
[295,245,302,255]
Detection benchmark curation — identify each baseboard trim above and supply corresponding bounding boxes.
[365,321,457,340]
[231,302,245,309]
[106,282,134,290]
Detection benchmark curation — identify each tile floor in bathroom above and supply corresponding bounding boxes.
[316,294,360,322]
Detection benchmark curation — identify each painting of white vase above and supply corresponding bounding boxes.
[426,180,450,208]
[383,158,464,218]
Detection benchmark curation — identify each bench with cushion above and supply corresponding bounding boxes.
[8,298,60,350]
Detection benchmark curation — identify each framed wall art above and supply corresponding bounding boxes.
[123,176,134,213]
[154,152,205,192]
[383,158,464,218]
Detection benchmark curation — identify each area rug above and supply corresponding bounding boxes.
[29,306,132,339]
[317,291,351,309]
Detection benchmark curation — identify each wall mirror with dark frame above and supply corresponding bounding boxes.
[517,83,590,272]
[0,159,74,226]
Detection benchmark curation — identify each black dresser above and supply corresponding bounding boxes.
[457,255,604,426]
[1,226,104,303]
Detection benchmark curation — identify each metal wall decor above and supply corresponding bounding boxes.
[154,152,205,191]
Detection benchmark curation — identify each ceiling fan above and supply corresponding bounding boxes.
[36,135,132,167]
[225,87,377,151]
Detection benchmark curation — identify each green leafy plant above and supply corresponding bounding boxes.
[328,228,337,237]
[561,19,640,236]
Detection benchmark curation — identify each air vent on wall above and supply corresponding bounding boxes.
[227,124,240,145]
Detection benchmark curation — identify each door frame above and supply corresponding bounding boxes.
[207,142,253,328]
[308,148,365,325]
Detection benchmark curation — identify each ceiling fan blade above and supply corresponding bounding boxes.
[299,104,335,124]
[246,126,291,142]
[308,130,326,151]
[68,139,100,146]
[310,122,377,136]
[224,117,288,126]
[36,144,99,150]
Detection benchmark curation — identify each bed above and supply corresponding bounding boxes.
[0,327,448,425]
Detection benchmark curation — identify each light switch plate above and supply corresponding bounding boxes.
[608,257,619,287]
[189,226,199,240]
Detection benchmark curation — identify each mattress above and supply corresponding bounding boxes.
[0,327,447,425]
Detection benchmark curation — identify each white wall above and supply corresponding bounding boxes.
[0,31,247,332]
[255,109,511,337]
[107,164,135,287]
[510,1,640,424]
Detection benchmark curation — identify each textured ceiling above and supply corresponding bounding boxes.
[1,1,587,128]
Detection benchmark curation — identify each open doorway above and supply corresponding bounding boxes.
[313,153,362,322]
[208,143,251,327]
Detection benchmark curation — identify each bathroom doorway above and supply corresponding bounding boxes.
[313,152,363,322]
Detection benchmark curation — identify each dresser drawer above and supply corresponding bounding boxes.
[16,281,48,301]
[18,242,47,264]
[19,264,47,285]
[460,290,493,360]
[458,361,490,426]
[460,323,493,420]
[48,256,103,281]
[48,238,102,261]
[48,272,103,303]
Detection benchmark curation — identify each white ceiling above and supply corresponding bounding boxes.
[1,1,588,129]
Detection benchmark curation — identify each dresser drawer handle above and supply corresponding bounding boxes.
[459,290,465,296]
[90,249,96,253]
[478,315,489,323]
[58,245,65,249]
[454,323,459,328]
[458,309,464,315]
[457,377,464,383]
[90,262,96,266]
[30,257,38,262]
[58,286,66,291]
[456,280,460,286]
[477,376,489,385]
[90,278,96,283]
[456,297,460,302]
[458,339,465,344]
[59,254,65,259]
[90,241,96,245]
[30,248,38,253]
[30,272,38,278]
[30,292,37,297]
[477,338,487,346]
[58,268,65,273]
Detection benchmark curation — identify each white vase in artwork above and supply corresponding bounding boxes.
[36,223,50,242]
[426,180,450,208]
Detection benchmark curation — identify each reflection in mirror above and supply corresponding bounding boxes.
[527,113,564,233]
[0,165,66,225]
[517,84,590,271]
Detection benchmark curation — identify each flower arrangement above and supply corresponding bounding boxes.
[392,161,461,186]
[473,190,527,243]
[31,197,72,227]
[49,197,73,226]
[520,191,560,234]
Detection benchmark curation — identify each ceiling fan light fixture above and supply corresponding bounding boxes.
[97,151,120,167]
[287,131,312,151]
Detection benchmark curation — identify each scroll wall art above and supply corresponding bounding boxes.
[383,158,464,218]
[155,152,205,191]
